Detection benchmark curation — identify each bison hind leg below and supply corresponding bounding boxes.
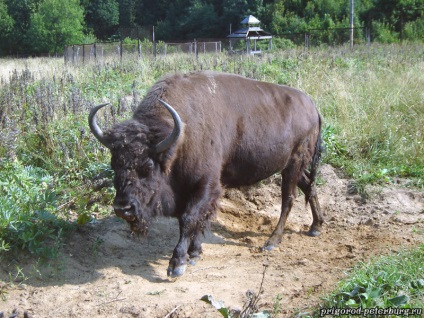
[262,156,302,251]
[187,226,204,265]
[297,171,324,236]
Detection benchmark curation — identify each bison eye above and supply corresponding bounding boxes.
[137,159,154,177]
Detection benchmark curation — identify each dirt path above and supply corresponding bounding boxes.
[1,165,423,317]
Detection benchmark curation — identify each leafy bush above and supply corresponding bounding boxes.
[403,19,424,42]
[372,21,399,43]
[122,37,138,44]
[270,37,296,50]
[0,160,70,258]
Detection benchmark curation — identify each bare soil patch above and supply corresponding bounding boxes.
[1,164,423,317]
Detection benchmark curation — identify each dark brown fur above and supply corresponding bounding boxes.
[94,71,324,277]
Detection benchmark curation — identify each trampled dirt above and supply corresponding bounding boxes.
[1,164,423,317]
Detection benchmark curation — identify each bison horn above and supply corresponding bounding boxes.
[88,103,111,148]
[155,99,182,153]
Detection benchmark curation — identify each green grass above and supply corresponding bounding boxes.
[314,245,424,317]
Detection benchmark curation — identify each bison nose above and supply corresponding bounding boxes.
[113,204,136,221]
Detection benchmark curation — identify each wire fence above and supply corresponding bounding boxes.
[64,40,224,64]
[64,27,370,65]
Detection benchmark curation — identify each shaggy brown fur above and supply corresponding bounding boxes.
[90,71,324,278]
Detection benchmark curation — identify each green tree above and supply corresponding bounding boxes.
[135,0,169,26]
[0,0,15,54]
[118,0,136,28]
[83,0,119,40]
[264,0,308,35]
[155,0,191,40]
[3,0,40,53]
[180,0,220,38]
[362,0,424,42]
[26,0,85,53]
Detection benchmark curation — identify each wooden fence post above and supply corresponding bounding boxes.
[120,41,123,63]
[153,26,156,60]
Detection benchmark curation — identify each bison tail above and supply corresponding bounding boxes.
[304,115,323,205]
[310,115,323,185]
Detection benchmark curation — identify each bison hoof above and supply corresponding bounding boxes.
[189,255,201,266]
[167,264,187,278]
[261,242,278,252]
[261,245,274,252]
[307,228,321,237]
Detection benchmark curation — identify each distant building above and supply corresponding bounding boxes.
[227,15,272,55]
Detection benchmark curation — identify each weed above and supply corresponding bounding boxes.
[146,289,167,296]
[201,265,271,318]
[0,284,8,300]
[273,294,283,317]
[91,236,104,257]
[412,227,424,236]
[0,265,31,301]
[0,160,72,258]
[201,294,232,318]
[318,245,424,312]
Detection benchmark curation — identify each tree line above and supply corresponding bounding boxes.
[0,0,423,55]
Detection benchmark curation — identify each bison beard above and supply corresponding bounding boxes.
[89,71,324,278]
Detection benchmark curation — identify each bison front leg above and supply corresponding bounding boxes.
[167,182,220,278]
[167,214,196,278]
[167,214,210,278]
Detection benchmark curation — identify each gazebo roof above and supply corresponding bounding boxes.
[227,15,272,39]
[241,15,260,25]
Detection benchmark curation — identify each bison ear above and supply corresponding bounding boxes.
[156,150,175,175]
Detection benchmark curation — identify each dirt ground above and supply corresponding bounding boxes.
[1,164,423,317]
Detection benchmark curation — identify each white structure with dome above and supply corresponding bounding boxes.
[227,15,272,55]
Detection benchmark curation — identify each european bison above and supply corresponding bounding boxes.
[89,71,324,278]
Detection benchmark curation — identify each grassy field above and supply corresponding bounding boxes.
[0,43,423,313]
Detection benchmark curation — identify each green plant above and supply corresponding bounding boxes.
[201,295,232,318]
[318,245,424,313]
[146,289,166,296]
[0,265,31,300]
[91,236,105,257]
[273,294,283,316]
[321,124,347,163]
[201,265,272,318]
[0,160,71,259]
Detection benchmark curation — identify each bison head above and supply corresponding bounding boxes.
[88,100,181,235]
